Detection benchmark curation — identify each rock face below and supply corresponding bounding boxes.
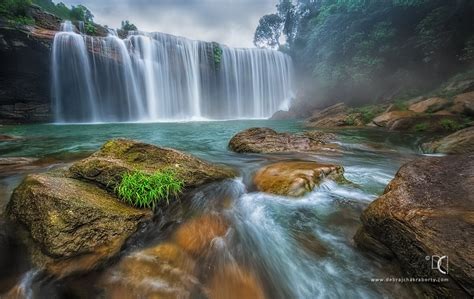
[70,139,237,191]
[408,97,448,113]
[253,161,345,197]
[422,126,474,154]
[355,155,474,298]
[371,111,417,127]
[0,22,55,124]
[228,127,338,154]
[306,103,364,128]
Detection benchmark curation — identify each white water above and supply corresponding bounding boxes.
[52,21,294,123]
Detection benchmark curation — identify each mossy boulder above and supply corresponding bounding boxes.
[355,155,474,298]
[228,127,338,154]
[7,173,152,276]
[305,103,365,128]
[253,161,345,197]
[70,139,237,191]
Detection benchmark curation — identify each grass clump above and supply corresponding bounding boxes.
[351,105,385,124]
[115,169,184,210]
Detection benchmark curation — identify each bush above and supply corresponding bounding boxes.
[440,119,464,131]
[212,42,223,69]
[0,0,32,16]
[115,170,184,210]
[351,105,385,124]
[85,22,96,35]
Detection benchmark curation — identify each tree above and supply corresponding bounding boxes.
[70,4,93,22]
[254,14,283,48]
[121,20,137,31]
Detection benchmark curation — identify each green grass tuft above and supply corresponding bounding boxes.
[414,122,428,132]
[115,169,184,210]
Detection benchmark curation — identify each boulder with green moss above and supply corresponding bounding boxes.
[69,139,237,191]
[422,126,474,154]
[7,173,152,276]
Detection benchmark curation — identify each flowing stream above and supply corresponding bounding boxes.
[0,121,425,298]
[52,22,294,123]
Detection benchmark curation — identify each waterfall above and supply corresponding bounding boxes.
[52,21,294,123]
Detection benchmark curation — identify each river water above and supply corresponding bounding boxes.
[0,120,426,298]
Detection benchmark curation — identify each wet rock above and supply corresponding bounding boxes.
[408,97,448,113]
[293,231,329,257]
[0,135,19,141]
[102,243,198,299]
[173,214,229,257]
[389,114,463,132]
[228,127,338,154]
[355,155,474,298]
[270,110,298,120]
[451,91,474,116]
[371,111,417,127]
[305,103,364,128]
[7,173,152,275]
[253,161,345,197]
[0,157,39,174]
[70,139,237,191]
[206,265,266,299]
[421,126,474,154]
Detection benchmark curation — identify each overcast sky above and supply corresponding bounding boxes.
[60,0,278,48]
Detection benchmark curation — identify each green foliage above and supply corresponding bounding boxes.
[440,119,464,131]
[254,13,283,48]
[212,42,223,69]
[414,122,428,132]
[351,105,385,124]
[115,170,184,210]
[0,0,34,24]
[121,20,137,31]
[393,100,408,111]
[84,21,96,35]
[32,0,70,19]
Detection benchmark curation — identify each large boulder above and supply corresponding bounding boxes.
[408,97,448,113]
[228,128,338,154]
[70,139,237,191]
[7,173,152,276]
[253,161,345,197]
[355,155,474,297]
[421,126,474,154]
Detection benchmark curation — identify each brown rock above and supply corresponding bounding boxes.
[70,139,237,192]
[451,91,474,116]
[253,161,345,197]
[228,127,338,154]
[371,111,417,127]
[306,103,364,127]
[173,214,229,257]
[421,126,474,154]
[101,243,198,299]
[207,265,266,299]
[355,155,474,297]
[408,97,448,113]
[270,110,297,120]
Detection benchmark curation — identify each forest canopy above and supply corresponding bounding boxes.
[255,0,474,106]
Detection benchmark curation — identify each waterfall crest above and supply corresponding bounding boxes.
[52,21,294,123]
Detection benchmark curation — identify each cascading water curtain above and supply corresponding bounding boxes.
[52,22,294,123]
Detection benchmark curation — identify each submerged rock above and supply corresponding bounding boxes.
[206,265,266,299]
[421,126,474,154]
[173,214,229,257]
[70,139,237,191]
[355,155,474,297]
[253,161,345,197]
[101,242,199,299]
[228,127,338,154]
[7,173,151,275]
